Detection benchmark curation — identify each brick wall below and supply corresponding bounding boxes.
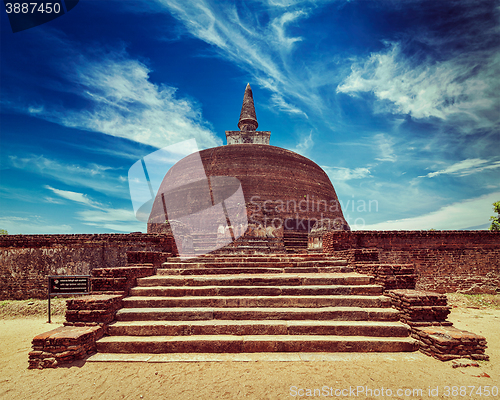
[323,231,500,294]
[0,233,175,300]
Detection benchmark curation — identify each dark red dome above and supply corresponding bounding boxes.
[148,144,349,234]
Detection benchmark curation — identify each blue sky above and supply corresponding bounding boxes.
[1,0,499,234]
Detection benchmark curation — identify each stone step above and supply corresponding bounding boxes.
[115,306,399,322]
[96,335,418,353]
[107,320,409,337]
[283,231,309,237]
[192,234,218,238]
[163,255,341,264]
[129,284,380,297]
[92,266,155,278]
[136,273,376,288]
[283,238,308,243]
[156,266,352,275]
[161,260,347,268]
[91,277,128,291]
[122,295,391,309]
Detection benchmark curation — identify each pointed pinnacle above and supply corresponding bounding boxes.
[238,83,258,131]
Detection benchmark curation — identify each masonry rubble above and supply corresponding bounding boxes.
[387,289,489,361]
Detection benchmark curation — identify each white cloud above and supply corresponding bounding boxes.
[256,0,334,8]
[44,185,145,232]
[324,166,371,181]
[45,185,103,208]
[422,158,500,178]
[63,53,220,149]
[155,0,329,115]
[5,42,221,150]
[363,192,500,230]
[0,216,73,235]
[9,155,128,198]
[292,131,314,155]
[373,133,397,162]
[77,208,145,233]
[337,42,500,131]
[270,94,308,117]
[271,10,306,50]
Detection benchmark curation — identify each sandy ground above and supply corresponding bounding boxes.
[0,308,498,400]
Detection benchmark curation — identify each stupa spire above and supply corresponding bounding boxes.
[225,84,270,145]
[238,83,258,131]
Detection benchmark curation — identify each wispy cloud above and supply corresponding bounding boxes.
[363,192,500,230]
[292,131,314,156]
[337,42,500,132]
[77,208,145,232]
[64,51,220,149]
[323,166,371,181]
[271,10,306,50]
[8,154,128,198]
[0,216,73,235]
[155,0,331,115]
[3,39,220,150]
[46,185,145,232]
[422,158,500,178]
[373,133,397,162]
[270,94,308,117]
[45,185,103,208]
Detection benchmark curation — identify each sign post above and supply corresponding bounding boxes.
[48,275,90,323]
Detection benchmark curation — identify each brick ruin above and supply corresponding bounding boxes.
[3,84,497,367]
[25,246,493,368]
[321,230,500,294]
[2,231,498,301]
[0,234,175,300]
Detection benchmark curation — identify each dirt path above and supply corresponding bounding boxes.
[0,308,498,400]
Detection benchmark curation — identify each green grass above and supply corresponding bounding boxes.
[463,294,500,309]
[447,293,500,310]
[0,298,70,319]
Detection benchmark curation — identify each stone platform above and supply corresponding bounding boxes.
[95,253,418,355]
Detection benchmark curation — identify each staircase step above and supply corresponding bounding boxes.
[97,335,418,353]
[92,251,418,357]
[161,260,347,269]
[115,306,399,322]
[130,284,381,297]
[166,260,345,266]
[163,255,343,264]
[156,266,352,275]
[107,320,409,337]
[137,273,376,288]
[122,295,391,309]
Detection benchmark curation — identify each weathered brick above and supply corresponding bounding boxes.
[324,231,500,294]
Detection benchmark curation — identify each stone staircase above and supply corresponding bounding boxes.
[96,254,418,354]
[283,230,309,252]
[192,233,218,255]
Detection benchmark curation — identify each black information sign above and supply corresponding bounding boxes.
[49,276,89,294]
[47,275,90,323]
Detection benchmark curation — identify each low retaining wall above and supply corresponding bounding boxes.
[387,289,488,361]
[323,231,500,294]
[0,234,175,300]
[29,325,104,369]
[65,294,123,325]
[354,264,416,291]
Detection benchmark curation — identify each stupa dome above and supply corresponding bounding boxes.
[147,84,349,249]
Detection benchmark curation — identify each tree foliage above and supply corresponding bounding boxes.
[489,201,500,231]
[0,229,7,235]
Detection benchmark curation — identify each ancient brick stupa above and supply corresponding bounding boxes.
[148,84,349,254]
